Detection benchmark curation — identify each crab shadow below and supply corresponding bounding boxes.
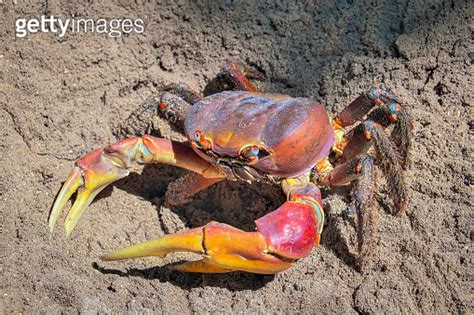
[92,261,274,291]
[318,186,356,267]
[110,163,286,231]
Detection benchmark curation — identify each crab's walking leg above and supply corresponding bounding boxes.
[338,121,406,214]
[116,80,205,138]
[333,88,412,214]
[49,136,224,236]
[205,60,265,94]
[333,88,412,166]
[116,91,194,138]
[334,87,401,128]
[318,155,376,270]
[100,174,324,274]
[156,92,192,132]
[217,60,259,92]
[163,82,203,104]
[114,94,187,138]
[367,103,412,168]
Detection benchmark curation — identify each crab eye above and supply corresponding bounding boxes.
[194,130,202,142]
[243,146,260,159]
[240,145,271,164]
[193,131,203,148]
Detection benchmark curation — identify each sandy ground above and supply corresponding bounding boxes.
[0,0,472,313]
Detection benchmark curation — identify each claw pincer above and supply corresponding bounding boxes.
[101,173,324,274]
[102,199,323,274]
[49,136,223,237]
[50,138,146,236]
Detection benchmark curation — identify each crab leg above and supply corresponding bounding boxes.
[163,82,203,104]
[204,60,265,94]
[49,136,224,236]
[332,88,412,165]
[367,103,413,168]
[337,120,407,214]
[332,88,412,215]
[334,87,402,128]
[338,101,412,168]
[116,92,193,138]
[319,155,377,270]
[157,92,193,132]
[100,175,324,274]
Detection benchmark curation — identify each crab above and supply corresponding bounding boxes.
[49,61,412,274]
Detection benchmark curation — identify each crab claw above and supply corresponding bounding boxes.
[49,141,138,236]
[99,222,294,274]
[98,197,322,274]
[101,227,204,261]
[49,136,223,237]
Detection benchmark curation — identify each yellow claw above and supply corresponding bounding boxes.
[64,187,103,238]
[49,147,131,237]
[49,167,84,233]
[101,228,204,261]
[100,222,293,274]
[49,136,223,238]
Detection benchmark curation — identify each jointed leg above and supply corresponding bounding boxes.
[336,120,406,214]
[320,88,412,270]
[114,92,192,138]
[114,95,163,138]
[49,136,224,236]
[352,156,377,269]
[367,103,412,168]
[332,87,411,214]
[204,60,265,94]
[334,87,402,128]
[332,87,412,164]
[318,155,376,270]
[156,92,192,132]
[116,81,203,138]
[163,82,203,104]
